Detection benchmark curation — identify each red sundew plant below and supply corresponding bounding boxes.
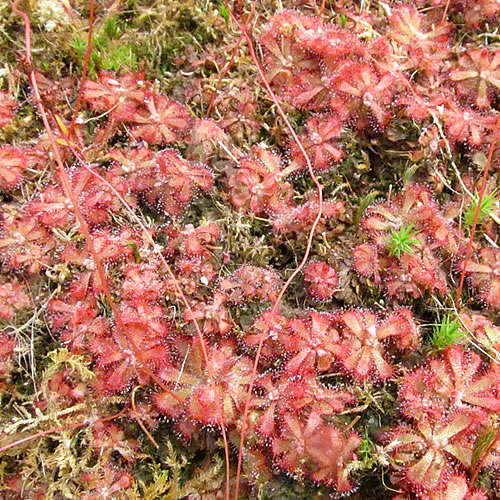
[0,146,33,191]
[271,411,361,491]
[271,193,344,237]
[353,182,466,299]
[90,319,170,393]
[459,311,500,352]
[288,114,344,172]
[1,0,500,498]
[387,5,452,74]
[281,310,347,372]
[0,207,56,274]
[251,368,354,438]
[154,338,253,429]
[303,261,339,301]
[427,475,489,500]
[360,183,461,252]
[295,22,363,68]
[107,146,157,192]
[164,222,221,259]
[334,308,420,380]
[80,466,133,500]
[330,61,398,128]
[384,248,450,299]
[26,184,76,229]
[48,282,109,354]
[218,265,282,304]
[258,11,321,95]
[128,92,191,145]
[440,99,497,146]
[143,149,214,216]
[81,71,149,118]
[90,420,139,462]
[227,144,296,215]
[218,86,262,143]
[59,227,142,289]
[187,118,230,159]
[184,291,233,337]
[69,166,138,226]
[0,90,17,127]
[120,263,166,304]
[385,414,477,493]
[46,368,87,402]
[449,48,500,108]
[464,0,500,28]
[242,309,289,360]
[0,280,30,321]
[354,240,451,300]
[399,344,500,421]
[0,333,15,389]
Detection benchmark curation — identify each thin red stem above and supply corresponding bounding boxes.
[11,2,124,334]
[225,4,323,499]
[455,115,500,311]
[12,0,31,60]
[220,422,231,498]
[68,0,95,135]
[205,0,260,118]
[54,119,230,500]
[56,131,212,377]
[11,2,218,487]
[12,0,182,400]
[131,386,159,449]
[442,0,452,22]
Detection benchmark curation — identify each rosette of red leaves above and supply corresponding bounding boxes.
[399,344,500,422]
[334,308,420,380]
[303,261,339,301]
[385,414,477,493]
[271,411,361,492]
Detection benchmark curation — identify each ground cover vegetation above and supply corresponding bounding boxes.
[0,0,499,498]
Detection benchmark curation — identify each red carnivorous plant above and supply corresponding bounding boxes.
[3,1,500,498]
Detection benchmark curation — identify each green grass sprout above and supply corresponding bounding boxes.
[464,189,498,227]
[431,314,465,350]
[218,4,230,24]
[387,223,421,259]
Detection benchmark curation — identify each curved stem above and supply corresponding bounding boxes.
[12,0,181,402]
[442,0,452,22]
[220,421,231,498]
[319,0,327,17]
[131,386,159,449]
[205,0,260,118]
[455,115,500,311]
[224,4,323,499]
[68,0,95,135]
[54,114,230,499]
[12,2,125,335]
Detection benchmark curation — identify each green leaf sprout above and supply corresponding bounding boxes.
[387,223,421,259]
[464,189,498,228]
[431,314,465,350]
